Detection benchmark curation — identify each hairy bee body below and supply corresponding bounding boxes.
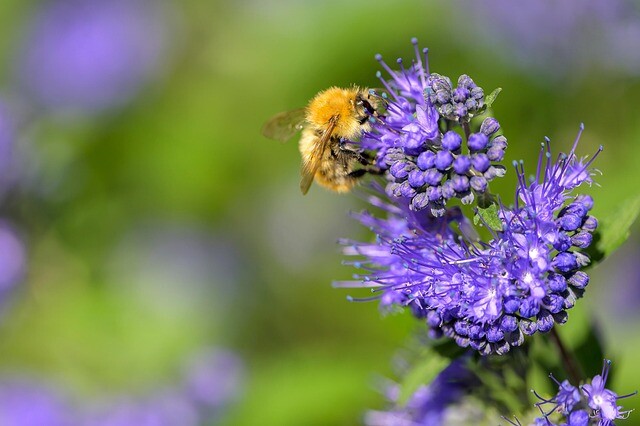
[297,127,360,193]
[262,86,379,194]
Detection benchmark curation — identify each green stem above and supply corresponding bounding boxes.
[461,119,471,140]
[549,327,583,385]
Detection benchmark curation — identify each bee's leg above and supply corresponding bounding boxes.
[347,169,367,178]
[357,150,377,165]
[338,142,376,166]
[347,165,383,178]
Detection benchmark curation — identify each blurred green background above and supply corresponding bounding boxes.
[0,0,639,424]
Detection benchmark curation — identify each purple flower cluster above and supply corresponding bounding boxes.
[364,358,474,426]
[340,117,600,355]
[0,378,71,426]
[15,0,170,115]
[425,73,485,121]
[506,360,634,426]
[454,0,640,78]
[363,39,507,216]
[0,348,243,426]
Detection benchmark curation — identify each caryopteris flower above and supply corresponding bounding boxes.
[516,360,636,426]
[338,107,600,354]
[364,357,475,426]
[362,39,507,216]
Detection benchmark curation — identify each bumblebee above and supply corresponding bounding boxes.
[262,86,380,194]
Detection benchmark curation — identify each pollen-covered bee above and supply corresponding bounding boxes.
[262,86,381,194]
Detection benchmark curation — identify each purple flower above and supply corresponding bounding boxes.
[581,361,623,425]
[0,100,16,192]
[364,358,475,426]
[0,378,71,426]
[15,0,171,114]
[363,40,507,216]
[339,125,601,355]
[455,0,640,78]
[529,360,635,426]
[181,348,244,412]
[0,221,26,309]
[80,347,244,424]
[81,394,199,426]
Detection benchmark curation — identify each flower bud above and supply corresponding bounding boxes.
[452,174,469,192]
[453,87,469,103]
[567,271,589,289]
[500,315,518,332]
[470,176,488,192]
[582,216,598,232]
[552,252,578,273]
[468,133,489,151]
[472,153,490,172]
[484,165,506,180]
[442,131,462,151]
[390,160,414,179]
[427,185,442,202]
[457,74,476,90]
[408,169,426,188]
[453,155,471,174]
[410,192,429,211]
[571,231,592,248]
[480,117,500,136]
[435,150,453,170]
[417,150,436,170]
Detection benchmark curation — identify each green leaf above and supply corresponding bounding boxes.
[573,321,605,382]
[586,193,640,265]
[474,203,503,232]
[485,87,502,108]
[467,349,531,415]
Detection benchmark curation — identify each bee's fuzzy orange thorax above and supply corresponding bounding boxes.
[306,86,366,140]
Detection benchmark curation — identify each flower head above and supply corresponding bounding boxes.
[339,97,600,354]
[362,39,507,216]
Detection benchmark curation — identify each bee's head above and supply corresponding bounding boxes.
[355,92,376,116]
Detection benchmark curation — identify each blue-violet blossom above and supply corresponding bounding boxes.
[337,42,601,355]
[362,39,507,216]
[505,360,635,425]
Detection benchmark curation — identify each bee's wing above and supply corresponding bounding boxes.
[299,115,338,195]
[261,108,307,142]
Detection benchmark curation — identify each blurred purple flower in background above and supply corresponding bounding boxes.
[81,347,244,425]
[182,348,245,414]
[365,357,475,426]
[0,348,243,425]
[0,99,18,194]
[0,378,71,426]
[108,224,243,318]
[455,0,640,77]
[601,237,640,321]
[80,393,199,426]
[0,221,26,309]
[15,0,172,114]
